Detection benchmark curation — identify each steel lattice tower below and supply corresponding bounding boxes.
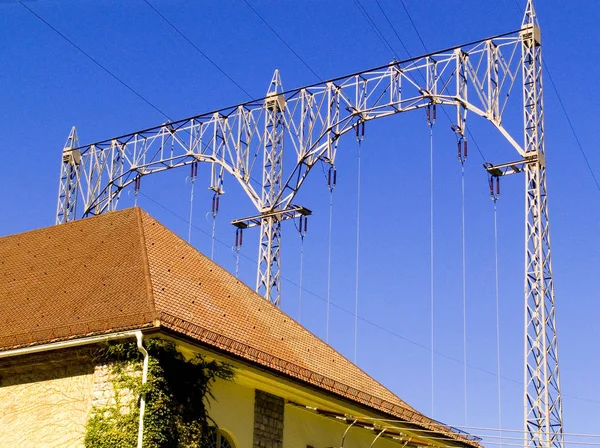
[521,2,564,446]
[257,70,285,305]
[55,2,564,444]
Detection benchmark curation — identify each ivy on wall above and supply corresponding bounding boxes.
[85,338,234,448]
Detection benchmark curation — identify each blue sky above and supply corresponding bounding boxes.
[2,0,599,443]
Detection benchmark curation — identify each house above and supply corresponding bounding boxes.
[0,207,480,447]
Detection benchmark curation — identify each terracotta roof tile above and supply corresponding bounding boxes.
[0,208,478,446]
[0,208,156,349]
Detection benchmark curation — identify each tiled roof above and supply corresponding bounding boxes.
[0,208,478,446]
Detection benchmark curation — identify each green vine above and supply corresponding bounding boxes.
[84,338,234,448]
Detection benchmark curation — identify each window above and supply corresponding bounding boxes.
[207,427,235,448]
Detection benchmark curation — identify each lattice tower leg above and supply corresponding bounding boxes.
[257,70,284,306]
[56,126,81,224]
[521,2,564,446]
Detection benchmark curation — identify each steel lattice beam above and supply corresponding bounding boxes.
[56,29,526,226]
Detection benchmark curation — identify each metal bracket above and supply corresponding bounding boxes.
[232,205,311,229]
[483,153,541,177]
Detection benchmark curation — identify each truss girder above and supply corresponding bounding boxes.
[57,31,526,224]
[521,2,564,446]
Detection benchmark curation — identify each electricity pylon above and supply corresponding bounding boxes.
[521,1,564,446]
[55,3,564,443]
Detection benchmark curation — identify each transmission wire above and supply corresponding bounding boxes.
[461,161,468,425]
[20,1,171,121]
[544,67,600,193]
[326,190,334,343]
[132,191,600,407]
[354,143,362,364]
[210,211,217,260]
[373,0,413,58]
[354,0,400,60]
[429,123,435,417]
[242,0,322,81]
[188,177,196,243]
[398,0,429,53]
[143,0,253,99]
[493,198,503,445]
[376,0,486,161]
[298,233,305,323]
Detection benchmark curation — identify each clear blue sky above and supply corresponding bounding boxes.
[2,0,599,442]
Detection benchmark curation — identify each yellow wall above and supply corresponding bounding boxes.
[0,356,94,448]
[207,375,415,448]
[209,376,255,448]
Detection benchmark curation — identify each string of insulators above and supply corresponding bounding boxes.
[355,120,365,143]
[234,228,243,250]
[211,193,220,218]
[458,137,468,163]
[298,215,308,238]
[327,166,337,191]
[134,175,141,194]
[426,104,437,126]
[489,176,501,201]
[190,161,198,180]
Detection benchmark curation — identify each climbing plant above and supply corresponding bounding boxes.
[84,338,234,448]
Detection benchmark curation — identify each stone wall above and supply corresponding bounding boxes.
[253,389,284,448]
[91,362,140,414]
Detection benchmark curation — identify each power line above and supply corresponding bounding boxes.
[19,1,171,121]
[142,0,253,100]
[353,0,400,60]
[398,0,429,53]
[545,65,600,192]
[373,0,412,58]
[242,0,322,81]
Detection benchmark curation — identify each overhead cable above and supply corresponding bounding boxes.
[242,0,322,81]
[143,0,253,99]
[354,0,400,60]
[373,0,413,58]
[19,2,171,121]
